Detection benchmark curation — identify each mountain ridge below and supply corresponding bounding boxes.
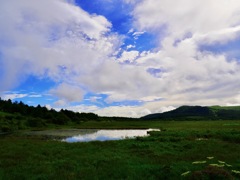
[141,105,240,120]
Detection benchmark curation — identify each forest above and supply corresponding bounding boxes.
[0,98,136,132]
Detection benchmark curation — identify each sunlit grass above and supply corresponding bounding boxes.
[181,171,191,176]
[181,155,240,179]
[192,161,207,164]
[207,156,214,159]
[232,170,240,174]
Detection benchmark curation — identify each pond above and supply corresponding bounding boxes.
[62,129,160,142]
[26,129,160,142]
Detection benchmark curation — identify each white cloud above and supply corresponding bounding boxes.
[126,44,136,49]
[132,31,145,39]
[132,31,145,36]
[94,104,174,118]
[2,93,28,100]
[122,0,240,111]
[1,0,240,117]
[133,0,240,39]
[139,96,162,102]
[55,0,240,117]
[28,94,42,98]
[54,99,68,107]
[78,60,160,103]
[50,83,85,103]
[0,0,119,91]
[60,104,100,113]
[45,104,52,110]
[95,106,142,117]
[118,50,139,63]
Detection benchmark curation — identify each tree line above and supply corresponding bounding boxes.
[0,98,99,123]
[0,98,99,131]
[0,98,140,132]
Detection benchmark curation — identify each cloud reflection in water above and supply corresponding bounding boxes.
[62,129,160,143]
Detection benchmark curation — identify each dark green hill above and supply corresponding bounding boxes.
[141,105,240,120]
[209,106,240,120]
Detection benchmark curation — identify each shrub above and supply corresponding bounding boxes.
[27,118,46,127]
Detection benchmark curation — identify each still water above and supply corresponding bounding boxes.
[26,129,160,142]
[62,129,160,142]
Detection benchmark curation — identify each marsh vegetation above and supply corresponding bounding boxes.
[1,99,240,179]
[1,120,240,179]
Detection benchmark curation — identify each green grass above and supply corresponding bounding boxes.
[60,120,240,130]
[210,106,240,111]
[1,120,240,179]
[0,111,11,116]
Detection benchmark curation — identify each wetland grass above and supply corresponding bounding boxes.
[1,120,240,179]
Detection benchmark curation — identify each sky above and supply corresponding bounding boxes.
[0,0,240,117]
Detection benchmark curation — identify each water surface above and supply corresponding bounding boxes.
[62,129,160,142]
[26,129,160,142]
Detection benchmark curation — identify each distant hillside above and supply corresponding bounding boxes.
[141,105,240,120]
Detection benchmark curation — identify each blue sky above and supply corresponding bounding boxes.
[1,0,240,117]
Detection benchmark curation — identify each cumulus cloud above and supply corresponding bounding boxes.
[2,93,28,100]
[57,104,100,114]
[118,50,139,63]
[1,0,240,117]
[78,60,159,103]
[95,105,149,117]
[94,103,176,118]
[113,0,240,116]
[0,0,118,91]
[133,0,240,39]
[50,83,85,103]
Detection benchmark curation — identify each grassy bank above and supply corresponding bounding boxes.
[49,119,240,130]
[1,120,240,179]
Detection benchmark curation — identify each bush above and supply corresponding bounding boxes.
[27,118,46,127]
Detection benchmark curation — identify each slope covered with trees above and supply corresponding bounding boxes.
[142,105,240,120]
[0,98,99,132]
[0,98,137,132]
